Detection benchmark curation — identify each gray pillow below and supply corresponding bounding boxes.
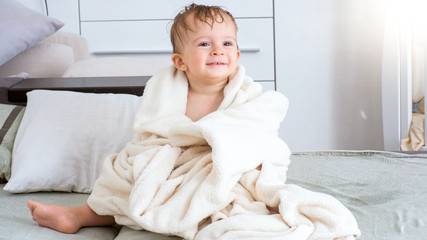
[0,0,64,66]
[0,103,25,183]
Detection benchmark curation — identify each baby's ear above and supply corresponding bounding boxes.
[172,54,188,71]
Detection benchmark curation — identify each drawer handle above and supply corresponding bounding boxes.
[93,47,260,55]
[240,48,260,53]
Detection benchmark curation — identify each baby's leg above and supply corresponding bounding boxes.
[27,200,115,234]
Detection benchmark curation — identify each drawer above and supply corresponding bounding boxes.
[46,0,80,34]
[237,19,275,81]
[258,81,276,92]
[79,0,273,21]
[81,18,274,81]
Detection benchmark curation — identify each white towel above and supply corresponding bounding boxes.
[87,65,360,240]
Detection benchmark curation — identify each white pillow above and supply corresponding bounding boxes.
[4,90,140,193]
[0,0,64,66]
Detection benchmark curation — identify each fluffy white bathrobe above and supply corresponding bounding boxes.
[87,65,360,240]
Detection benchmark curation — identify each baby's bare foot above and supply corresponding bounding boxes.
[27,200,81,234]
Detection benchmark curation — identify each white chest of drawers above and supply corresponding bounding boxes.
[49,0,276,90]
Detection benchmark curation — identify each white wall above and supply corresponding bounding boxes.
[275,0,388,151]
[15,0,45,13]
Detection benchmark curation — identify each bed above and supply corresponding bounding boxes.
[1,78,427,239]
[2,151,427,239]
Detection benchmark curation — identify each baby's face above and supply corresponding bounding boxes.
[173,15,240,85]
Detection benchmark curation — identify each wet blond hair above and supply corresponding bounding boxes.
[170,3,238,53]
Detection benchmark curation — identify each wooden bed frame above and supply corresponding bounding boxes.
[2,76,150,104]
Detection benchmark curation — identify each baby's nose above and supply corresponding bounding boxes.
[211,47,224,56]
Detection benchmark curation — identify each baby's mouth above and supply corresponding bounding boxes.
[207,62,226,65]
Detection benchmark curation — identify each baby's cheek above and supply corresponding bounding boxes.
[192,52,206,63]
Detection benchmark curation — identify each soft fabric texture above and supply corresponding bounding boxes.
[0,42,74,78]
[0,0,64,66]
[0,31,89,78]
[0,183,120,239]
[87,65,360,239]
[3,150,427,239]
[42,31,89,62]
[4,90,140,193]
[288,151,427,240]
[115,227,180,240]
[401,112,425,151]
[0,104,25,182]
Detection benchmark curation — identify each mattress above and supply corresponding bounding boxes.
[288,151,427,240]
[1,151,426,240]
[0,186,120,239]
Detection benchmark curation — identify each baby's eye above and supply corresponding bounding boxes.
[224,41,233,46]
[198,42,210,47]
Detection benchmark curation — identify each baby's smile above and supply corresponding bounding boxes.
[207,62,227,65]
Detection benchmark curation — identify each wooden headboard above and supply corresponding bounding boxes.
[4,76,150,103]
